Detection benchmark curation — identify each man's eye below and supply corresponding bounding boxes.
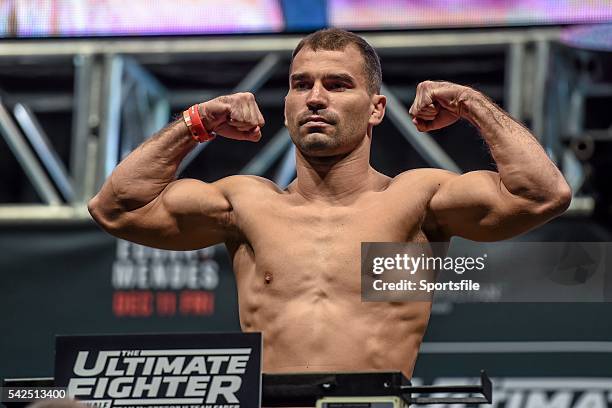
[330,83,346,90]
[294,82,308,90]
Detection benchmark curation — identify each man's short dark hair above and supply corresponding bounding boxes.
[291,28,382,95]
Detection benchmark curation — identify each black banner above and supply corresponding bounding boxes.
[55,333,262,408]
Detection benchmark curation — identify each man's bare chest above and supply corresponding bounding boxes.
[232,191,430,266]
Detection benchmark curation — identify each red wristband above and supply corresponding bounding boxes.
[183,104,215,143]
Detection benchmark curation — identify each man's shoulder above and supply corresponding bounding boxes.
[215,174,283,195]
[389,168,460,241]
[390,168,459,189]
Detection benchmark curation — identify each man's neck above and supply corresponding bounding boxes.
[292,137,376,204]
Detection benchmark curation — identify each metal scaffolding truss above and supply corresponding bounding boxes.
[0,27,598,223]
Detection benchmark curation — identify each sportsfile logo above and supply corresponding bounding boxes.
[68,348,252,408]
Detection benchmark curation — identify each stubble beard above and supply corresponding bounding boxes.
[301,133,342,156]
[288,121,346,158]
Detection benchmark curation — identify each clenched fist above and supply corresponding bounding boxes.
[199,92,265,141]
[408,81,474,132]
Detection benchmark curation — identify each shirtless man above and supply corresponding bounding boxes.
[88,29,571,378]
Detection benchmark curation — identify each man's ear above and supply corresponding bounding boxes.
[284,96,288,127]
[369,94,387,126]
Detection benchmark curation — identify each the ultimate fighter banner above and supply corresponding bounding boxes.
[54,333,262,408]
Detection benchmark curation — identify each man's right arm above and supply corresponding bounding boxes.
[87,92,265,250]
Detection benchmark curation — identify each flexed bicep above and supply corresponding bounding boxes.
[94,178,237,250]
[429,170,557,241]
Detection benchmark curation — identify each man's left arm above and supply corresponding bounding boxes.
[410,81,572,241]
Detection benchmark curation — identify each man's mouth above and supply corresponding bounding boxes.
[300,115,333,126]
[304,121,330,127]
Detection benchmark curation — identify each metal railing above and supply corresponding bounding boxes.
[0,27,598,222]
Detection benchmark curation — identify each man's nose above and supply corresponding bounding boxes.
[306,83,328,111]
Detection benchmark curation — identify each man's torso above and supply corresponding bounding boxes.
[221,168,447,378]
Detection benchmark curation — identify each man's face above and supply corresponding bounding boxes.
[284,45,376,157]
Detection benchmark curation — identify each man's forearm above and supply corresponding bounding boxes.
[461,91,570,202]
[93,119,196,213]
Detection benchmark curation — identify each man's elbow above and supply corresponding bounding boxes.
[535,181,572,218]
[88,194,127,233]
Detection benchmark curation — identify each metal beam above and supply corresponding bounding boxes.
[505,42,525,120]
[241,127,292,175]
[3,84,505,112]
[73,54,105,203]
[0,28,585,222]
[1,93,73,113]
[564,196,595,217]
[0,100,62,204]
[0,205,91,224]
[273,145,296,188]
[97,55,124,187]
[531,40,550,141]
[123,56,168,100]
[0,28,561,57]
[567,82,586,139]
[561,148,585,195]
[381,84,462,173]
[71,55,95,203]
[13,103,75,201]
[234,53,282,93]
[119,57,170,157]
